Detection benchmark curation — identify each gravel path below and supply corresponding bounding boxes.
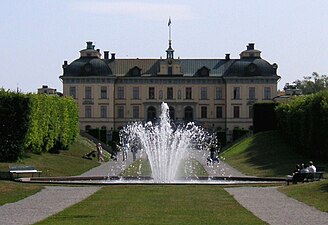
[0,186,100,225]
[225,186,328,225]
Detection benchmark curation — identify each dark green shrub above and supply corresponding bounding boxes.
[0,89,79,161]
[253,102,278,133]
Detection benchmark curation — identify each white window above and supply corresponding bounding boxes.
[117,106,124,118]
[132,87,139,99]
[85,87,92,99]
[233,87,240,99]
[216,87,223,99]
[201,87,207,100]
[249,87,255,100]
[85,106,92,118]
[100,106,107,118]
[264,87,271,99]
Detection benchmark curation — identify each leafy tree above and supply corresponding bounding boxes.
[293,72,328,94]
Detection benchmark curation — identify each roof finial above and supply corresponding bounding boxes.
[166,17,174,59]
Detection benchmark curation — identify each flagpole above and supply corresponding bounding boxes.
[168,17,172,42]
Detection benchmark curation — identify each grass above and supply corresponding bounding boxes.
[120,158,208,178]
[36,185,267,225]
[0,136,101,177]
[220,130,328,177]
[279,179,328,212]
[0,180,43,206]
[0,135,102,206]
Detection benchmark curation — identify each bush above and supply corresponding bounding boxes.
[0,89,79,161]
[253,102,278,133]
[275,91,328,159]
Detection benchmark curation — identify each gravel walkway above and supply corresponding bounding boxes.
[225,186,328,225]
[0,186,100,225]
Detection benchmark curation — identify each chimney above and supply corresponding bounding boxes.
[86,41,93,49]
[62,60,68,68]
[111,53,116,60]
[104,51,109,59]
[247,43,255,50]
[225,54,230,60]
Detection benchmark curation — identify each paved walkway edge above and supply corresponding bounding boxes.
[0,186,101,225]
[225,186,328,225]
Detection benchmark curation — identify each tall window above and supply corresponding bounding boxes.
[201,106,207,118]
[233,106,240,118]
[117,106,124,118]
[159,90,163,100]
[264,87,271,99]
[233,87,240,99]
[168,66,172,75]
[216,87,223,99]
[216,106,223,118]
[69,86,76,99]
[85,106,91,118]
[85,87,92,99]
[167,87,173,99]
[100,106,107,118]
[132,87,139,99]
[177,90,181,100]
[186,87,192,100]
[117,87,124,99]
[248,87,255,100]
[100,86,107,99]
[149,87,155,99]
[133,106,139,119]
[201,87,207,100]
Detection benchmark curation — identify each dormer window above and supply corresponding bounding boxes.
[197,67,210,76]
[129,66,141,76]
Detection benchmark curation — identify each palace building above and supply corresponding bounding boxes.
[60,39,280,141]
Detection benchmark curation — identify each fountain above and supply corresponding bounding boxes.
[19,102,286,185]
[119,102,217,183]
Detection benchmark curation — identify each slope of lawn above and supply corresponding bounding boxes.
[279,179,328,212]
[220,130,328,177]
[0,136,101,177]
[36,185,267,225]
[0,181,43,206]
[0,136,102,206]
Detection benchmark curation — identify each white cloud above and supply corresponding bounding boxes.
[73,1,194,21]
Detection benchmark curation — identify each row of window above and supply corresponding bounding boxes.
[84,105,253,120]
[70,86,271,101]
[233,87,271,100]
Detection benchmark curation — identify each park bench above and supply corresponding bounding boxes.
[9,165,42,179]
[286,166,325,185]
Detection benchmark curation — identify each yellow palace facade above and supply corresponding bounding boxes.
[60,41,280,141]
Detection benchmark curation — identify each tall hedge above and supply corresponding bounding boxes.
[253,102,278,133]
[0,89,79,161]
[275,91,328,159]
[0,90,30,161]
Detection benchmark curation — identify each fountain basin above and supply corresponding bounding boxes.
[17,175,286,185]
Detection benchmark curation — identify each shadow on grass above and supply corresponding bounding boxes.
[319,182,328,192]
[237,131,328,177]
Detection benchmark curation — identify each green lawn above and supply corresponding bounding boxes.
[36,185,267,225]
[220,130,328,177]
[0,136,100,177]
[279,179,328,212]
[0,181,43,206]
[0,136,101,206]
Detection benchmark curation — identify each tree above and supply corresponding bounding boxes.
[293,72,328,94]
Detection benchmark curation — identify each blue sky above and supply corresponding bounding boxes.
[1,0,328,93]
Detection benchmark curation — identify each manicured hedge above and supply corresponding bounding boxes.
[275,91,328,159]
[253,102,278,133]
[0,89,79,161]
